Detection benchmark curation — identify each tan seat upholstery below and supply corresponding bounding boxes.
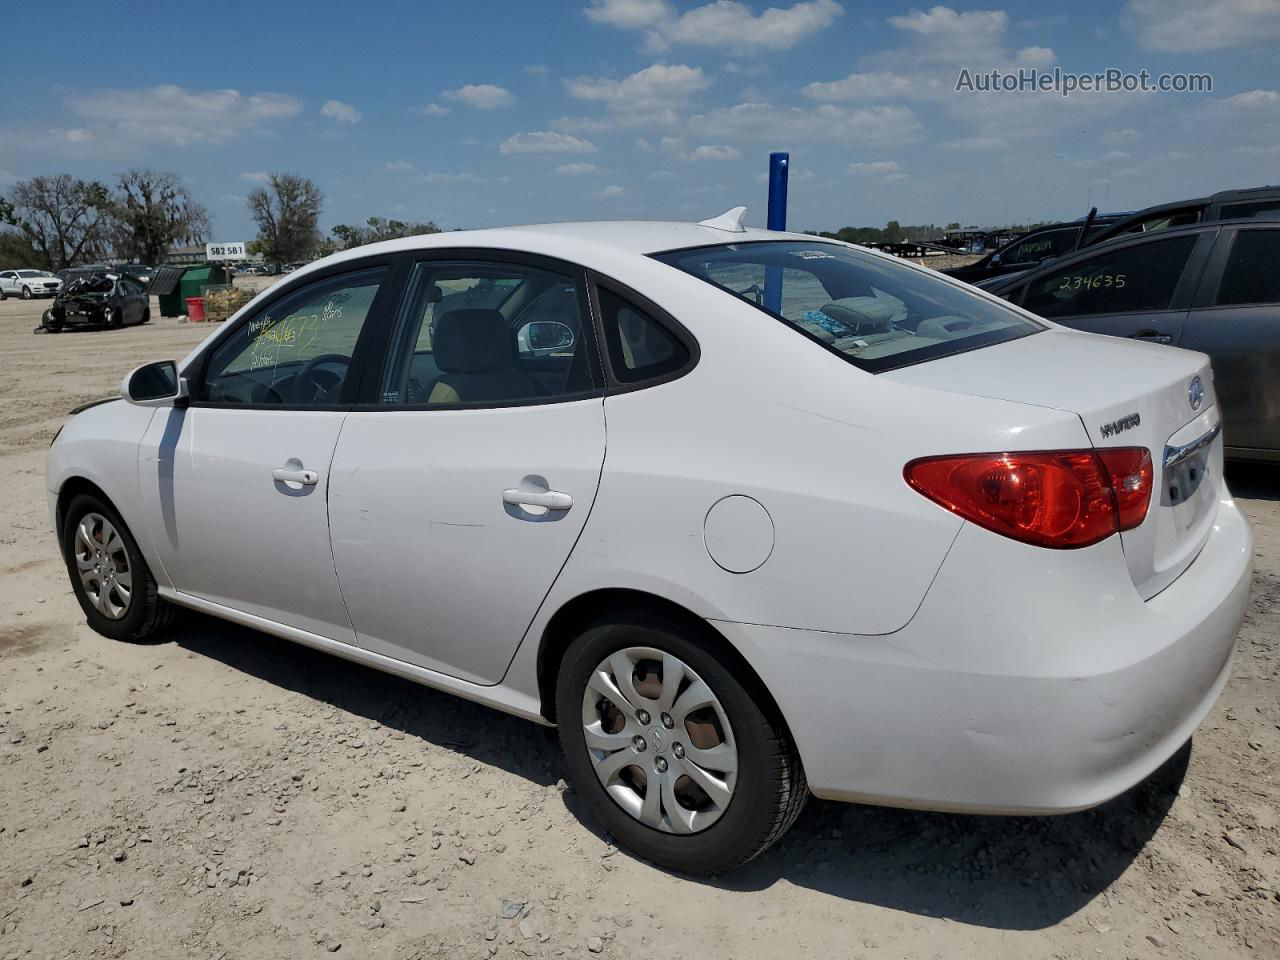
[426,308,538,404]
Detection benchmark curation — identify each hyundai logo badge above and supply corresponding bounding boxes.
[1188,376,1204,411]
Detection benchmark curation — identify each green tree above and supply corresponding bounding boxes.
[247,173,323,264]
[330,216,441,250]
[2,174,113,268]
[110,169,210,266]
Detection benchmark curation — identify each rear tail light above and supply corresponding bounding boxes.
[904,447,1153,549]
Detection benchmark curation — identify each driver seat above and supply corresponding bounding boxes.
[427,308,537,404]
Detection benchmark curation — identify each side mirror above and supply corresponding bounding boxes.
[517,320,575,354]
[121,360,189,407]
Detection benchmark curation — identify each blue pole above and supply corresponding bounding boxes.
[764,152,789,313]
[766,152,789,230]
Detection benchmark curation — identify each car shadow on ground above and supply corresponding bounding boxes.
[174,612,1187,931]
[174,615,563,789]
[1226,460,1280,502]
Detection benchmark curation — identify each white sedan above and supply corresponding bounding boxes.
[46,210,1252,874]
[0,268,61,299]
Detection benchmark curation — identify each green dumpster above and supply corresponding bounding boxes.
[151,264,231,317]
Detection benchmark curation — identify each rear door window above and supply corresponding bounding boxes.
[1215,229,1280,306]
[595,286,690,384]
[655,241,1041,372]
[1021,235,1199,318]
[1001,227,1078,265]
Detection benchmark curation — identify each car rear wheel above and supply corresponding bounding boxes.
[61,493,176,642]
[140,308,150,325]
[556,612,806,875]
[21,285,32,300]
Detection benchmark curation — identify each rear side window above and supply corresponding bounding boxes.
[596,286,689,383]
[1216,230,1280,306]
[654,240,1041,373]
[1021,235,1198,318]
[1001,227,1078,265]
[1219,200,1280,221]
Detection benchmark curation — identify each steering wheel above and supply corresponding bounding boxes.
[292,353,351,404]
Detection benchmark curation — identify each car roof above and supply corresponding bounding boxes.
[310,218,816,269]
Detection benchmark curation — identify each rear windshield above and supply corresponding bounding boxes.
[653,240,1043,372]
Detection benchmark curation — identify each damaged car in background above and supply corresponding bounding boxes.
[40,272,150,333]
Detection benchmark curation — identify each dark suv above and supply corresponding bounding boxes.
[1081,184,1280,249]
[941,212,1129,285]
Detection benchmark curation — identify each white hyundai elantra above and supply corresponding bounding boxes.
[46,210,1252,874]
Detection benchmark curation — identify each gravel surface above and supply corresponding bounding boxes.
[1,290,1277,959]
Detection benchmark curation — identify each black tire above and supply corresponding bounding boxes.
[140,308,150,325]
[21,285,32,300]
[106,307,123,329]
[42,310,62,333]
[556,611,807,875]
[61,492,176,643]
[0,286,7,300]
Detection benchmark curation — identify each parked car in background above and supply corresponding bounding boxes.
[118,263,156,288]
[45,213,1250,874]
[981,218,1280,461]
[1082,184,1280,249]
[44,271,150,332]
[0,269,62,299]
[941,211,1129,285]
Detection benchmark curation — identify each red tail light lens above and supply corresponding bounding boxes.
[905,447,1153,549]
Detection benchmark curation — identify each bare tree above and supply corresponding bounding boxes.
[2,174,113,269]
[247,174,323,264]
[329,216,440,250]
[111,169,210,266]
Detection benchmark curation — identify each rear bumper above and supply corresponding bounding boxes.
[718,493,1252,814]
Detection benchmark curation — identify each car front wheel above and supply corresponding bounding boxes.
[21,285,32,300]
[61,493,175,642]
[556,613,807,875]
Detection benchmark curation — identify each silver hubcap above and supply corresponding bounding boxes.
[581,646,738,834]
[73,513,132,620]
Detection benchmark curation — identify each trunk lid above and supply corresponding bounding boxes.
[884,328,1221,598]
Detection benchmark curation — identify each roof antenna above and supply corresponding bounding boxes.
[697,206,748,233]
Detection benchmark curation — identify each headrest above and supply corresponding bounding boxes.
[434,309,513,373]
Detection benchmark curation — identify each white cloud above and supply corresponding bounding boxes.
[385,160,414,171]
[584,0,671,28]
[499,131,599,155]
[691,144,741,160]
[881,6,1010,65]
[321,99,361,123]
[555,162,605,175]
[566,63,709,104]
[847,160,901,175]
[690,102,924,147]
[240,171,271,183]
[1014,45,1055,66]
[594,184,626,198]
[419,102,450,116]
[65,85,301,146]
[940,136,1004,152]
[1127,0,1280,51]
[563,63,707,128]
[57,128,95,143]
[444,84,516,109]
[419,172,481,183]
[1224,89,1280,108]
[583,0,842,52]
[803,71,916,101]
[649,169,677,179]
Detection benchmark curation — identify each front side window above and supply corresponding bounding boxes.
[199,266,386,405]
[1001,228,1078,265]
[1021,235,1198,318]
[1216,230,1280,306]
[654,241,1041,372]
[380,260,598,406]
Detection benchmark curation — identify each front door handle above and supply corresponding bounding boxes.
[1129,329,1173,345]
[502,488,573,511]
[273,466,319,485]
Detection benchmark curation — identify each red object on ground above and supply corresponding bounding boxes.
[186,297,206,322]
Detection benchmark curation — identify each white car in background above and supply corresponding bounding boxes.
[0,268,62,299]
[46,210,1252,875]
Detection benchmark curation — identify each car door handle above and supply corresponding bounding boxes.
[502,488,573,511]
[272,467,319,485]
[1129,330,1173,344]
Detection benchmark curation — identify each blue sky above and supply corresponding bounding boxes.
[3,0,1278,241]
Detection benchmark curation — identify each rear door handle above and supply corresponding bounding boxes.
[502,488,573,511]
[1129,330,1173,345]
[273,467,319,485]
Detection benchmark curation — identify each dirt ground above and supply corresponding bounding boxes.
[1,285,1277,960]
